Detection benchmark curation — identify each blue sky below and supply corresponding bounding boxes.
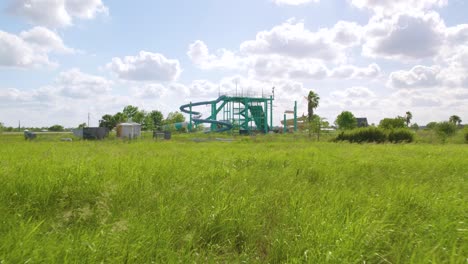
[0,0,467,127]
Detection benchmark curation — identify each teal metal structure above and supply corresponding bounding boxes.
[180,94,274,134]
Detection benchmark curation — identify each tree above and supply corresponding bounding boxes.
[49,125,64,132]
[122,105,139,121]
[410,123,419,130]
[306,90,320,123]
[426,122,437,130]
[379,117,406,130]
[435,121,457,143]
[113,112,127,124]
[165,112,185,124]
[449,115,462,126]
[99,114,117,131]
[405,111,413,127]
[147,110,164,130]
[78,123,87,128]
[335,111,357,130]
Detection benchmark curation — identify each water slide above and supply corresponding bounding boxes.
[179,96,233,132]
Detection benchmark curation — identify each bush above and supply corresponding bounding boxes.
[464,128,468,143]
[435,121,457,141]
[388,129,414,143]
[379,117,406,130]
[335,127,387,143]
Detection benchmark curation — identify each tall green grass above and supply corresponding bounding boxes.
[0,134,466,263]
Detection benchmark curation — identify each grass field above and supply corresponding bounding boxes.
[0,133,467,263]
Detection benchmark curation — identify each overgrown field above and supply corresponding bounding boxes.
[0,134,466,263]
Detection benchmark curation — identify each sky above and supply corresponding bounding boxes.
[0,0,467,128]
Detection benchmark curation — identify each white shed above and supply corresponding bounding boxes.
[116,122,141,139]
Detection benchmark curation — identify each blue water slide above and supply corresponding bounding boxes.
[179,96,233,132]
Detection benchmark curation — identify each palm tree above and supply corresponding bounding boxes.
[306,90,320,123]
[449,115,462,126]
[405,111,413,127]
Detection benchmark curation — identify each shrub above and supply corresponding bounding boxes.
[464,128,468,143]
[335,127,387,143]
[388,129,414,143]
[379,117,406,129]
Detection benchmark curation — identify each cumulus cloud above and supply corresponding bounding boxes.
[330,63,381,79]
[55,68,113,98]
[239,20,360,62]
[107,51,182,82]
[7,0,108,28]
[388,65,442,89]
[349,0,447,15]
[187,40,246,70]
[272,0,319,6]
[0,27,73,68]
[363,12,445,60]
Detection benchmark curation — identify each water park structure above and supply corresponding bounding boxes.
[180,92,275,134]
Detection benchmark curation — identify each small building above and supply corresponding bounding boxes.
[356,118,369,128]
[73,127,109,140]
[117,122,141,139]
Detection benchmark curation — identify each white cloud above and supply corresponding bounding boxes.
[7,0,108,28]
[55,68,112,98]
[19,26,73,53]
[388,65,441,88]
[330,63,381,79]
[107,51,182,82]
[363,12,445,60]
[187,40,246,70]
[0,27,73,68]
[240,20,357,62]
[273,0,319,6]
[349,0,447,15]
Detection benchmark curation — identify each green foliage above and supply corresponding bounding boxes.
[464,128,468,143]
[77,123,87,128]
[410,123,419,130]
[48,124,64,132]
[335,127,387,143]
[388,129,415,143]
[99,114,117,131]
[0,136,466,262]
[165,111,185,124]
[426,122,437,130]
[379,117,406,130]
[435,121,457,143]
[405,111,412,127]
[147,110,164,130]
[306,90,320,123]
[449,115,462,126]
[335,111,357,130]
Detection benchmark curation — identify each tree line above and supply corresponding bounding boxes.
[98,105,186,131]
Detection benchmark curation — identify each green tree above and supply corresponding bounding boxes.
[49,125,64,132]
[78,123,87,128]
[435,121,457,143]
[123,105,140,121]
[335,111,357,130]
[147,110,164,130]
[449,115,462,126]
[99,114,117,131]
[113,112,127,124]
[306,90,320,123]
[165,112,185,124]
[379,117,406,130]
[410,123,419,130]
[426,122,437,130]
[405,111,412,127]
